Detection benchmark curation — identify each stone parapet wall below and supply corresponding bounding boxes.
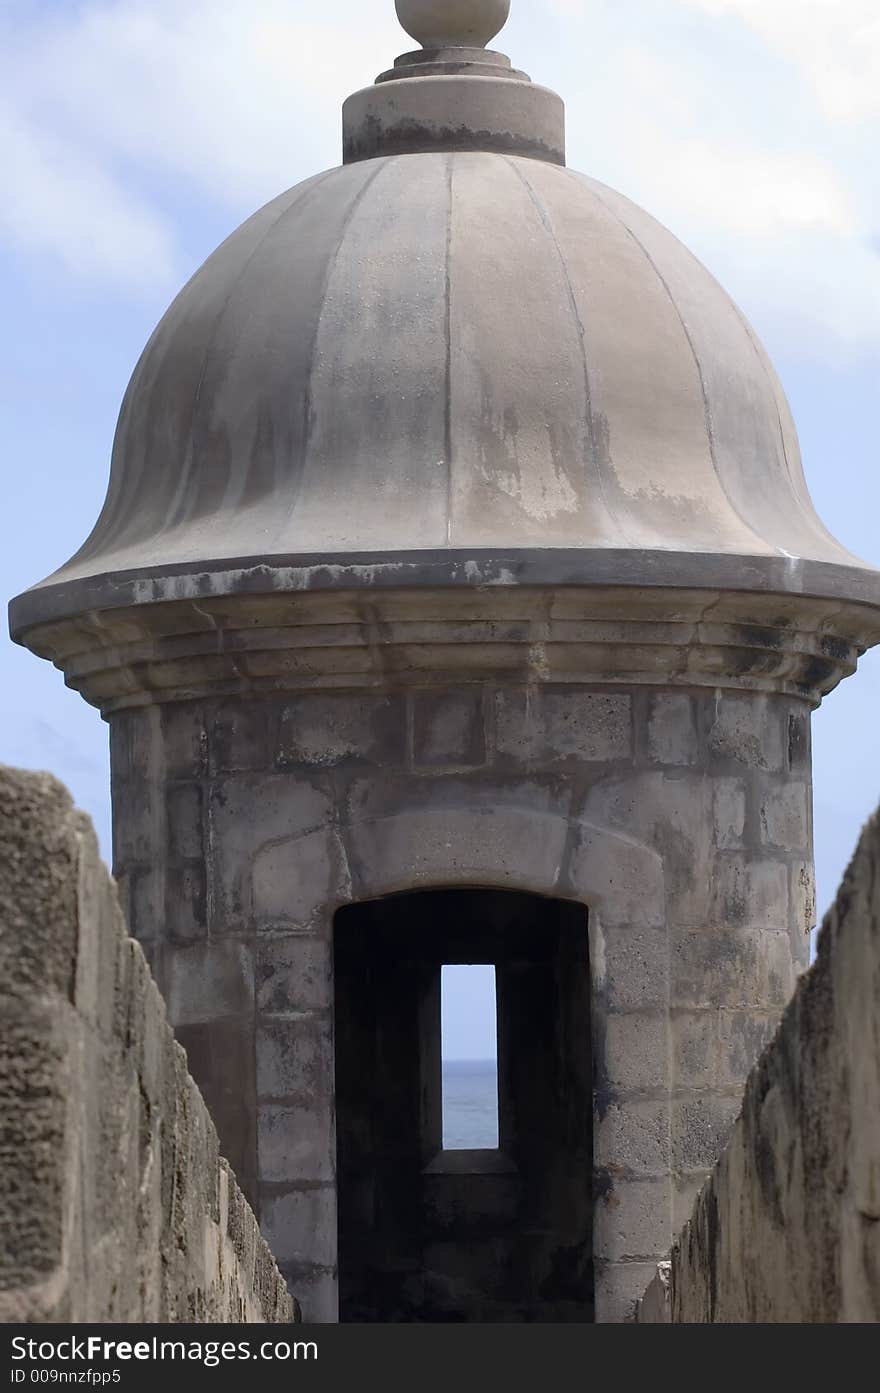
[0,765,294,1324]
[637,806,880,1323]
[111,683,813,1322]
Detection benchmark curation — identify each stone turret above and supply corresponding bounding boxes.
[10,0,880,1324]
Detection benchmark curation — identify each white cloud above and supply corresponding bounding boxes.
[682,0,880,123]
[0,0,877,355]
[0,100,176,288]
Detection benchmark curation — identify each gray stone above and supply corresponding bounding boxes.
[594,1177,673,1263]
[256,1016,333,1103]
[495,690,632,764]
[709,696,785,772]
[412,690,486,767]
[258,1103,336,1185]
[603,1013,670,1095]
[0,767,294,1325]
[260,1187,337,1269]
[713,779,746,850]
[279,694,407,769]
[165,942,254,1027]
[256,936,333,1015]
[647,694,699,767]
[640,807,880,1323]
[672,1095,742,1173]
[8,0,875,1328]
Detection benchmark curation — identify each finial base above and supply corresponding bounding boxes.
[377,47,530,85]
[343,74,565,166]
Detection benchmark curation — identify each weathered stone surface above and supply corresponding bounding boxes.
[638,808,880,1322]
[412,689,487,767]
[0,766,294,1325]
[495,690,633,765]
[104,683,811,1324]
[594,1178,673,1263]
[646,694,699,767]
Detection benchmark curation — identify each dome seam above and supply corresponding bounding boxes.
[297,158,399,550]
[584,176,780,561]
[444,153,455,547]
[503,156,635,548]
[725,296,853,560]
[165,176,335,538]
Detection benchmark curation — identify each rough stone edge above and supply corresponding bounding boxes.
[0,764,297,1325]
[636,806,880,1323]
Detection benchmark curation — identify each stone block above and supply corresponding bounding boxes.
[595,1099,671,1178]
[672,1094,741,1173]
[708,695,784,772]
[567,824,664,929]
[159,705,208,779]
[164,942,254,1027]
[0,766,292,1325]
[111,709,159,784]
[345,771,567,826]
[758,930,798,1007]
[165,784,204,862]
[582,772,713,926]
[646,694,699,767]
[601,927,670,1012]
[671,926,762,1009]
[210,701,278,774]
[0,767,79,1002]
[673,1174,706,1232]
[210,775,333,930]
[790,861,816,937]
[494,690,632,764]
[163,862,207,944]
[712,857,789,931]
[260,1187,337,1268]
[256,936,332,1015]
[759,782,809,850]
[604,1012,669,1094]
[345,805,568,901]
[672,1010,718,1090]
[595,1261,660,1324]
[412,690,486,767]
[717,1011,777,1088]
[112,779,158,866]
[786,709,810,774]
[258,1102,335,1185]
[594,1177,673,1262]
[257,1015,333,1102]
[278,693,407,768]
[125,868,161,943]
[713,779,746,850]
[281,1266,338,1324]
[252,829,350,930]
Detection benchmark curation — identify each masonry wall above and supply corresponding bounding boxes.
[637,806,880,1323]
[111,683,814,1322]
[0,765,294,1324]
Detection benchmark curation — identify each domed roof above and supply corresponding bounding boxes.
[10,0,880,700]
[40,150,862,576]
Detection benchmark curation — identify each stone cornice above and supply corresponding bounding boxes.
[11,551,880,713]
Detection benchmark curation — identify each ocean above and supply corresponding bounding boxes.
[442,1060,499,1150]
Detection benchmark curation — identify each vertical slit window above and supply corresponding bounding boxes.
[441,964,499,1150]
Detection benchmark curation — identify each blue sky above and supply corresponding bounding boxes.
[1,1,879,1058]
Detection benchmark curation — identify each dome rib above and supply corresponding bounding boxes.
[295,157,396,550]
[444,152,454,547]
[177,174,336,534]
[508,155,635,549]
[585,177,776,560]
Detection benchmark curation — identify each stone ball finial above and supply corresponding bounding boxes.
[395,0,511,49]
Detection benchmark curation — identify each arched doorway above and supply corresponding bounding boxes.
[334,888,593,1322]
